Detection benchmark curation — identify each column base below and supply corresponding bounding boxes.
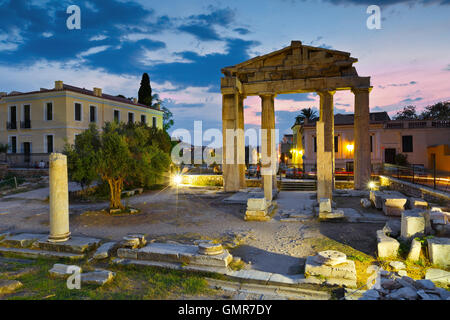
[48,231,71,243]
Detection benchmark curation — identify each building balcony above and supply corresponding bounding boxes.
[6,121,17,130]
[20,120,32,129]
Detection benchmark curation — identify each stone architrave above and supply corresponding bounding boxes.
[48,153,71,242]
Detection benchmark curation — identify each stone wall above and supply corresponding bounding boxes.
[379,175,450,204]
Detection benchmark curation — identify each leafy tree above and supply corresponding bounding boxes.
[395,153,409,166]
[295,108,318,124]
[393,105,418,120]
[138,73,153,107]
[63,124,100,190]
[420,101,450,120]
[161,105,174,130]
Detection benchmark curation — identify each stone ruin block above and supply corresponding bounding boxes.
[408,197,428,210]
[427,237,450,268]
[246,198,267,211]
[360,198,371,209]
[370,191,384,209]
[376,230,400,258]
[382,203,404,217]
[244,198,274,221]
[407,238,422,262]
[319,198,332,213]
[400,210,425,240]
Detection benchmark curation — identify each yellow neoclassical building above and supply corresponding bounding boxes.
[0,81,164,167]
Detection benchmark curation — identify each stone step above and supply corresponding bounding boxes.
[0,233,47,248]
[0,246,85,260]
[31,236,102,254]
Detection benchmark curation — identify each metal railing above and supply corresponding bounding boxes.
[384,120,450,129]
[380,163,450,192]
[20,120,31,129]
[6,121,17,130]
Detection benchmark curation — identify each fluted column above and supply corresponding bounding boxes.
[316,90,335,201]
[237,94,246,189]
[352,87,372,190]
[260,93,276,202]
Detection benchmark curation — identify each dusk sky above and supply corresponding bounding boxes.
[0,0,449,142]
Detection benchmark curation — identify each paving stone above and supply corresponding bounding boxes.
[93,242,117,259]
[397,270,408,277]
[226,269,272,285]
[360,198,371,209]
[319,210,345,220]
[383,220,401,238]
[117,248,138,259]
[49,263,81,277]
[0,246,85,260]
[0,233,46,248]
[389,261,406,271]
[81,269,115,286]
[0,280,23,294]
[359,289,380,300]
[425,268,450,285]
[32,236,102,254]
[121,236,141,248]
[315,250,347,266]
[427,237,450,268]
[376,230,400,258]
[305,255,356,280]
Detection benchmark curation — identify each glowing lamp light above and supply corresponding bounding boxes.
[299,150,304,156]
[346,144,354,152]
[173,174,183,185]
[368,181,376,189]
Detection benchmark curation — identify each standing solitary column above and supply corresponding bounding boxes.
[260,93,276,202]
[222,92,240,192]
[237,94,246,189]
[352,87,372,190]
[316,90,335,202]
[48,153,71,242]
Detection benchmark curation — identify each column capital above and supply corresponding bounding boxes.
[351,86,373,94]
[259,92,277,99]
[316,89,336,96]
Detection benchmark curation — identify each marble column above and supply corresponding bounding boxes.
[316,90,335,201]
[222,91,245,192]
[352,87,372,190]
[260,93,276,202]
[48,153,71,242]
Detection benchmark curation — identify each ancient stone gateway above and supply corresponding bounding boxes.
[221,41,372,201]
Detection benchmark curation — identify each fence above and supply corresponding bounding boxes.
[379,163,450,192]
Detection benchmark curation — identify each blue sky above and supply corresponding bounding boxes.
[0,0,449,143]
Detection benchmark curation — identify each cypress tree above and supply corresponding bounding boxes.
[138,73,153,107]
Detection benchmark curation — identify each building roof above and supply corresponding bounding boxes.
[2,83,161,111]
[299,111,390,127]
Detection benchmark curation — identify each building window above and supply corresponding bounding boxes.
[128,112,134,124]
[8,106,17,129]
[141,114,146,124]
[74,103,82,121]
[370,136,373,153]
[313,137,317,153]
[334,136,338,153]
[152,116,157,128]
[45,102,53,121]
[22,104,31,128]
[9,136,17,153]
[90,105,97,123]
[402,135,413,153]
[114,110,120,122]
[45,135,54,153]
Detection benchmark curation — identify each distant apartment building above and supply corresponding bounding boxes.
[279,134,293,165]
[0,81,164,167]
[291,112,450,172]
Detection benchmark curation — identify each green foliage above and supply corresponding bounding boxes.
[393,105,418,120]
[65,122,171,209]
[420,101,450,120]
[395,153,409,166]
[295,107,318,124]
[138,73,153,107]
[161,105,174,130]
[64,124,100,190]
[414,235,434,247]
